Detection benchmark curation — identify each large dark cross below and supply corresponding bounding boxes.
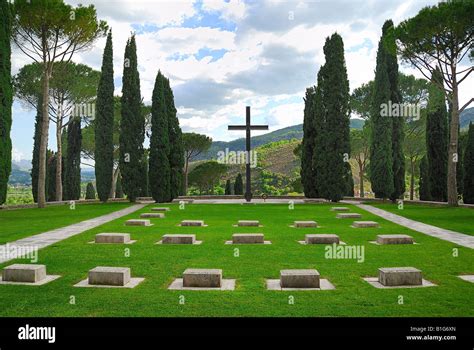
[228,106,268,202]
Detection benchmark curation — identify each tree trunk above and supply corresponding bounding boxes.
[184,157,189,195]
[358,161,365,198]
[447,80,459,206]
[37,64,52,208]
[410,159,415,200]
[109,166,120,199]
[55,107,63,202]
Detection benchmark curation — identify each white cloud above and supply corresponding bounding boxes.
[12,148,25,162]
[202,0,247,21]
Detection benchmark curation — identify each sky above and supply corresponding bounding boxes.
[10,0,473,164]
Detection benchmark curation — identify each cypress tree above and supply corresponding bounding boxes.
[31,96,44,203]
[64,117,82,200]
[0,0,12,205]
[119,35,144,202]
[225,179,232,195]
[384,20,405,201]
[95,30,115,202]
[419,155,431,201]
[140,152,149,197]
[301,86,317,198]
[234,173,243,195]
[312,66,327,197]
[149,71,171,202]
[46,151,56,202]
[369,29,394,199]
[317,33,351,202]
[85,182,96,199]
[165,77,184,199]
[463,123,474,204]
[426,67,448,201]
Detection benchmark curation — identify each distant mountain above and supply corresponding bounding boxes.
[197,118,365,160]
[460,107,474,129]
[12,159,32,171]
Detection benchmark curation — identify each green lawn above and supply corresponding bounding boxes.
[0,203,473,317]
[0,202,131,244]
[371,203,474,236]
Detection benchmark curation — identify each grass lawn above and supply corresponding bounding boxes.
[0,203,473,317]
[371,203,474,236]
[0,202,131,244]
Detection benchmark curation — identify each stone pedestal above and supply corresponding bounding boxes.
[183,269,222,288]
[181,220,205,227]
[232,233,264,244]
[331,207,350,212]
[2,264,46,283]
[162,234,196,244]
[336,213,362,219]
[125,219,151,226]
[237,220,260,227]
[377,235,414,245]
[352,221,379,228]
[378,267,422,286]
[95,233,130,244]
[88,267,131,286]
[140,213,164,219]
[280,269,320,288]
[305,234,340,244]
[151,207,170,212]
[294,221,317,228]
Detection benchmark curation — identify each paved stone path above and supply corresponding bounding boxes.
[0,204,146,264]
[357,204,474,249]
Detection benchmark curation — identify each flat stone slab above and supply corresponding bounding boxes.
[168,278,235,291]
[352,221,379,228]
[74,277,145,289]
[378,267,422,286]
[458,275,474,283]
[236,220,260,227]
[337,213,362,219]
[2,264,46,283]
[293,221,317,228]
[180,220,206,227]
[280,269,320,288]
[159,234,197,244]
[363,277,435,289]
[376,234,414,245]
[304,234,340,244]
[0,274,60,286]
[125,219,152,226]
[151,207,170,212]
[88,266,131,287]
[183,268,222,288]
[266,278,335,291]
[232,233,264,244]
[140,213,165,219]
[331,207,350,212]
[94,233,132,244]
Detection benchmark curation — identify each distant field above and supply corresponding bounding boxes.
[0,203,472,317]
[372,203,474,236]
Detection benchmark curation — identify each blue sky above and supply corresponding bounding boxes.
[10,0,473,166]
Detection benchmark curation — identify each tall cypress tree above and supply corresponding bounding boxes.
[165,77,184,199]
[369,28,394,199]
[317,33,351,202]
[463,123,474,204]
[119,35,144,202]
[312,66,327,197]
[149,71,171,202]
[225,179,232,195]
[384,20,405,201]
[64,117,82,200]
[234,173,243,195]
[419,155,431,201]
[95,30,115,202]
[301,86,317,198]
[426,67,448,201]
[0,0,12,205]
[31,96,44,203]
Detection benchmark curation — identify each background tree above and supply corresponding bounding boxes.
[426,68,448,201]
[31,96,43,202]
[0,0,12,205]
[404,116,426,200]
[312,64,326,197]
[188,161,227,194]
[95,30,114,202]
[149,71,171,203]
[419,155,431,201]
[463,123,474,204]
[350,127,369,197]
[369,26,394,199]
[85,182,96,200]
[115,175,124,199]
[301,86,317,197]
[64,117,81,200]
[183,133,212,194]
[119,35,144,202]
[225,179,232,195]
[234,173,243,195]
[12,0,107,208]
[165,77,184,199]
[392,1,474,205]
[383,20,405,202]
[350,81,373,120]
